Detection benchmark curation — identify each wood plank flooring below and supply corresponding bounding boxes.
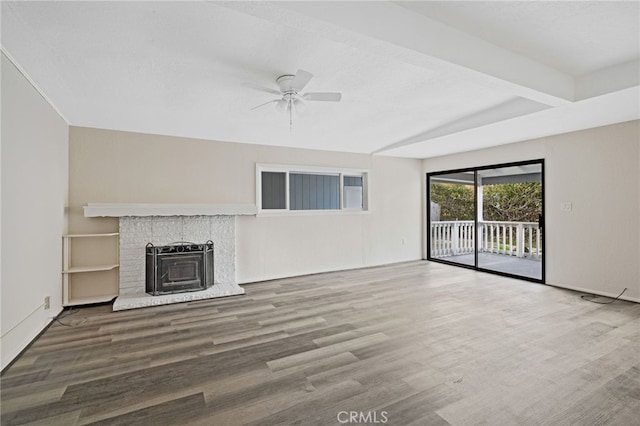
[2,260,639,425]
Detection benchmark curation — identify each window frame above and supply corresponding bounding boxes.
[256,163,369,214]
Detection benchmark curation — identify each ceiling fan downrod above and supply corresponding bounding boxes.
[289,99,293,131]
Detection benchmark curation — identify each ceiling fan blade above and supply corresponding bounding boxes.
[243,82,281,96]
[291,69,313,92]
[250,99,279,111]
[303,92,342,102]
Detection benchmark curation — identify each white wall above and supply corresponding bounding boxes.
[68,127,423,284]
[1,53,69,369]
[237,155,422,282]
[424,120,640,302]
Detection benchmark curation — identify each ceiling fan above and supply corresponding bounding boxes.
[247,69,342,129]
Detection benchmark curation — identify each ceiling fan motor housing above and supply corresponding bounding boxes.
[276,75,297,94]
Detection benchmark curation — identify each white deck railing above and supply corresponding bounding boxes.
[430,220,542,260]
[430,221,475,257]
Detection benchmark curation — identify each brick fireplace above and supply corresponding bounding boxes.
[83,203,257,311]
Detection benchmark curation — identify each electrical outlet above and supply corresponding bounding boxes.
[560,202,572,212]
[44,296,50,310]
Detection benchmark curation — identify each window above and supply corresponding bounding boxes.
[343,175,363,209]
[290,173,340,210]
[261,172,286,210]
[257,164,368,213]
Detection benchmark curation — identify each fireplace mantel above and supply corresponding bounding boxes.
[84,203,257,217]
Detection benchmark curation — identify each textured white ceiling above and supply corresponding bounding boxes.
[2,1,639,158]
[398,1,640,76]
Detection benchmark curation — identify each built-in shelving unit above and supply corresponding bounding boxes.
[62,233,119,306]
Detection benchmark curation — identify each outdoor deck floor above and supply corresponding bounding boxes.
[437,252,542,280]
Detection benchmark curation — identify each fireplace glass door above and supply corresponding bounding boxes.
[159,254,204,292]
[146,242,214,295]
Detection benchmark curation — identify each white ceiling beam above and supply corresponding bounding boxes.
[373,97,551,154]
[269,1,574,106]
[575,59,640,100]
[382,86,640,158]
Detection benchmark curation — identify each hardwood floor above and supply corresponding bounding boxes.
[2,260,639,425]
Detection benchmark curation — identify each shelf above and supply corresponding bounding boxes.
[64,294,118,307]
[63,264,119,274]
[63,233,119,307]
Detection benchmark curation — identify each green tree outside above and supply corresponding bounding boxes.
[431,182,542,222]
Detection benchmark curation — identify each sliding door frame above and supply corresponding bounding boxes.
[427,159,545,284]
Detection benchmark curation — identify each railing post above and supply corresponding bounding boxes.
[509,225,514,256]
[516,223,525,258]
[443,224,448,256]
[430,223,435,256]
[452,222,460,255]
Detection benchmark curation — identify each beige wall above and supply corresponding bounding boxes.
[424,120,640,302]
[1,53,69,369]
[68,127,423,283]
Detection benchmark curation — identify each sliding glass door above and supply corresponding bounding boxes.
[428,160,544,282]
[476,163,543,280]
[429,171,475,267]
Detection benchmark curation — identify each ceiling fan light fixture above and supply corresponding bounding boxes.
[293,97,307,113]
[275,99,288,113]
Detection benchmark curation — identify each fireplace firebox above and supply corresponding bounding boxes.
[145,241,214,295]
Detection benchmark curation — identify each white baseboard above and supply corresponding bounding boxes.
[1,305,62,371]
[546,282,639,303]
